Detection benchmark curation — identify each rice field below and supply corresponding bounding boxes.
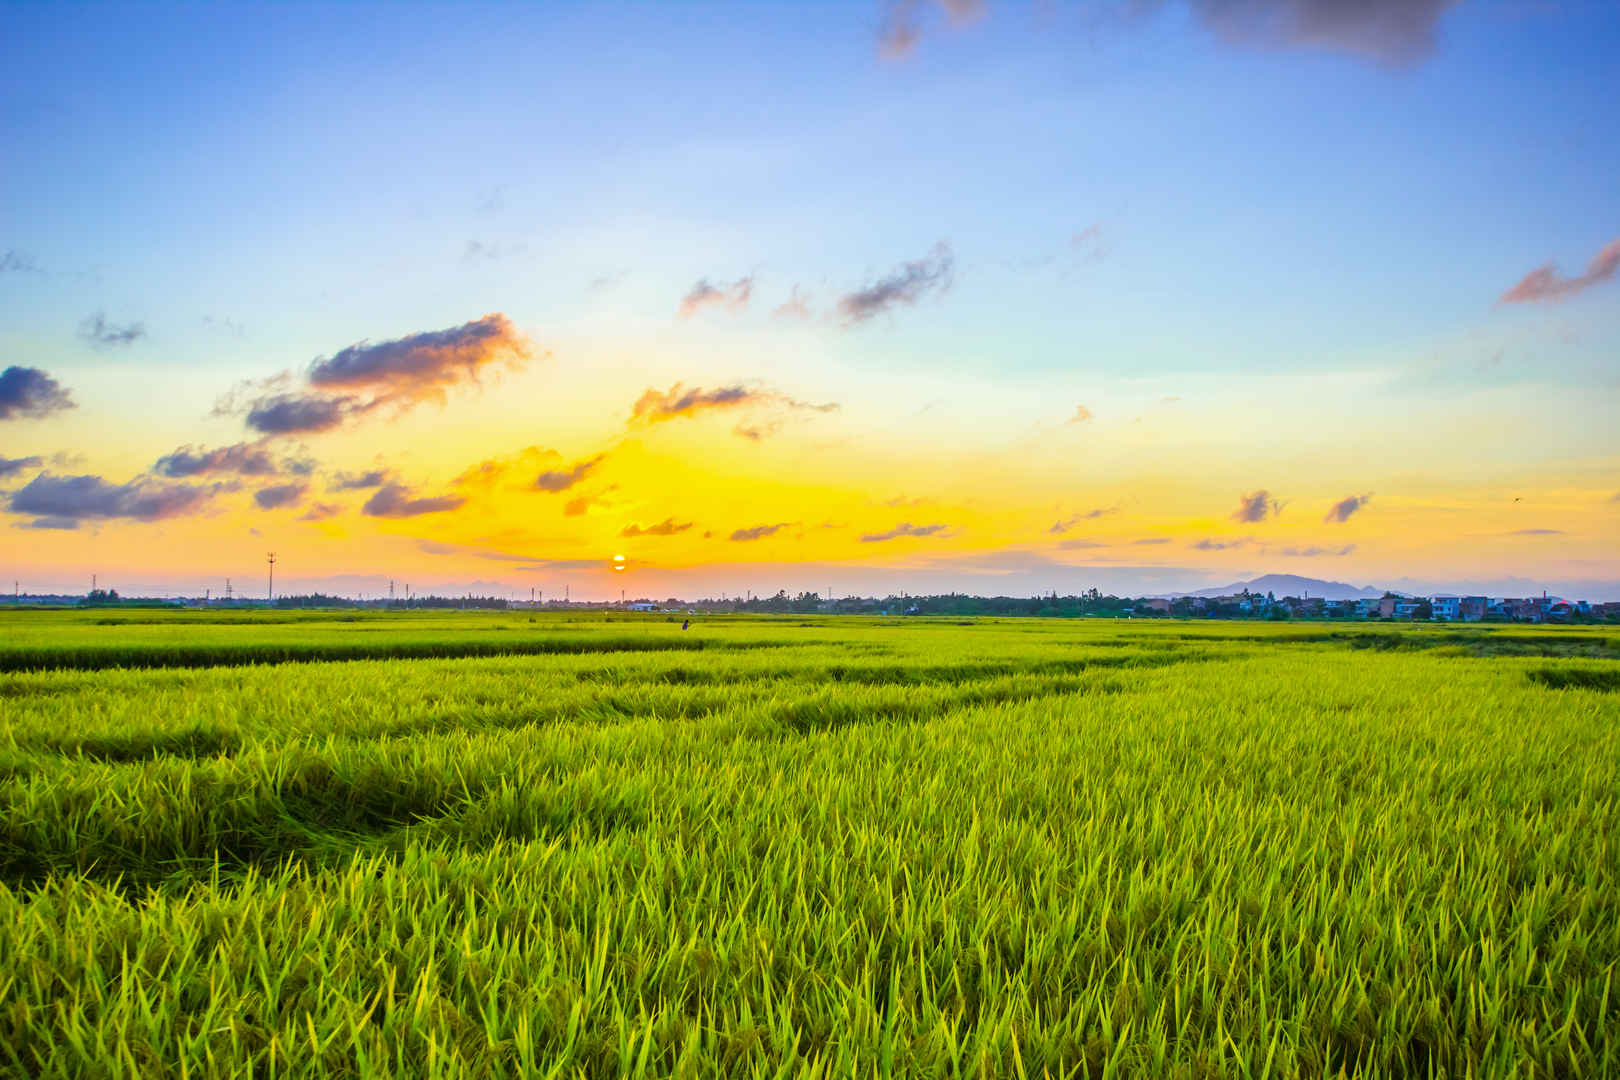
[1,609,1616,1078]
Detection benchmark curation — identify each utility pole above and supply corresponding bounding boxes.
[389,580,395,603]
[225,578,232,602]
[266,553,276,603]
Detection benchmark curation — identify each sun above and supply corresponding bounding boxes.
[613,554,626,572]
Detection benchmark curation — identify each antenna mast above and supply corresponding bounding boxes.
[266,553,276,603]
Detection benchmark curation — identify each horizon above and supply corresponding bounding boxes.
[4,2,1618,602]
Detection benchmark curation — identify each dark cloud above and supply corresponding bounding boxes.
[677,276,754,319]
[837,243,954,325]
[730,522,794,542]
[1231,490,1282,523]
[330,469,390,491]
[1507,529,1564,536]
[153,442,280,478]
[1278,544,1356,557]
[307,313,531,402]
[19,515,78,530]
[1132,537,1172,546]
[226,314,532,436]
[0,367,76,421]
[1324,493,1371,523]
[1049,506,1117,534]
[1499,238,1620,305]
[362,483,467,519]
[1058,538,1107,550]
[245,393,359,436]
[7,472,225,526]
[253,481,308,510]
[299,501,343,522]
[79,312,145,348]
[0,454,44,478]
[535,454,606,493]
[860,521,952,542]
[620,518,694,537]
[630,383,835,426]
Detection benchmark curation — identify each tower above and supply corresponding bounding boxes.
[267,553,276,602]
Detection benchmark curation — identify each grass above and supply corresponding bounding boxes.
[0,609,1616,1077]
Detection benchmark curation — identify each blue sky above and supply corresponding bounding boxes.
[2,1,1617,598]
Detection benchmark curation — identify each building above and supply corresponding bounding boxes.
[1430,595,1461,620]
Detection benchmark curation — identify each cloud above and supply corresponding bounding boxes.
[1499,238,1620,305]
[361,483,467,518]
[837,243,954,325]
[1071,225,1108,263]
[1190,536,1256,550]
[1132,537,1172,545]
[1185,0,1460,66]
[1,251,44,275]
[245,393,359,436]
[535,454,607,493]
[1507,528,1564,536]
[153,442,280,478]
[19,515,78,530]
[1324,493,1372,523]
[773,286,812,320]
[860,521,952,542]
[299,501,343,522]
[730,522,794,542]
[227,314,532,436]
[878,0,986,59]
[1231,489,1282,523]
[462,240,526,263]
[1057,538,1108,550]
[7,472,226,526]
[587,271,626,293]
[330,469,390,490]
[0,455,44,478]
[1278,544,1356,557]
[629,383,837,428]
[620,518,694,537]
[564,494,596,517]
[1049,506,1117,533]
[79,312,145,348]
[307,313,531,403]
[0,367,76,421]
[253,481,308,510]
[677,276,754,319]
[1068,405,1094,424]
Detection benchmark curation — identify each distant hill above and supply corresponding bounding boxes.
[1169,574,1385,601]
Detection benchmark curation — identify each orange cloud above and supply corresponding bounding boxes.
[1500,238,1620,304]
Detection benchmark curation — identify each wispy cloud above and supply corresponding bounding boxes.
[1232,490,1283,523]
[1324,493,1372,523]
[79,312,145,349]
[1191,536,1256,550]
[1132,537,1172,546]
[878,0,986,59]
[1068,405,1094,424]
[620,518,693,537]
[730,522,794,542]
[1278,544,1356,557]
[361,483,466,518]
[153,443,281,478]
[0,455,44,478]
[253,481,307,510]
[1506,528,1564,536]
[1187,0,1461,67]
[462,240,527,263]
[1049,506,1117,534]
[535,454,607,493]
[860,521,952,542]
[1,250,44,275]
[1057,538,1107,550]
[837,243,954,325]
[299,501,343,522]
[1499,238,1620,305]
[773,285,812,320]
[0,367,76,421]
[587,271,626,293]
[7,472,227,527]
[677,276,754,319]
[629,383,836,426]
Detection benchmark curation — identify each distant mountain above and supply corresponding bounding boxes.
[1169,574,1385,601]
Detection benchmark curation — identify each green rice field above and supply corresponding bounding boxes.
[1,609,1617,1077]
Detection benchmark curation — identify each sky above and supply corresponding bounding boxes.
[2,0,1617,601]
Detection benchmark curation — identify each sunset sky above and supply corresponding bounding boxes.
[3,1,1617,600]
